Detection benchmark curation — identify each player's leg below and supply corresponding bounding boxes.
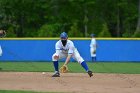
[52,53,59,73]
[92,56,96,62]
[73,49,93,77]
[93,56,96,62]
[52,53,66,77]
[90,48,96,62]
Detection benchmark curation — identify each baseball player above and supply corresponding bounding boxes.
[52,32,93,77]
[0,45,2,57]
[90,34,97,62]
[0,30,6,70]
[0,45,2,70]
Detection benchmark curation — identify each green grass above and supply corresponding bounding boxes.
[0,62,140,74]
[0,90,64,93]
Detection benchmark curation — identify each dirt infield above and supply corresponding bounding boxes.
[0,72,140,93]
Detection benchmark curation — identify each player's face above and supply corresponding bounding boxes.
[61,38,67,40]
[61,38,67,46]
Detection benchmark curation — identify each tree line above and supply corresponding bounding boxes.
[0,0,140,37]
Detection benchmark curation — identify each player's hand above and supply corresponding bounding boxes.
[54,55,59,59]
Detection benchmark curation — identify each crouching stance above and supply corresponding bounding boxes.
[52,32,93,77]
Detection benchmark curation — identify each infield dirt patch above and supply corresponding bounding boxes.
[0,72,140,93]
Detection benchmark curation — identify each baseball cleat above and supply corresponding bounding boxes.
[87,71,93,77]
[52,72,60,77]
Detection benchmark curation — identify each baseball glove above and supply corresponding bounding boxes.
[59,65,69,73]
[93,50,96,54]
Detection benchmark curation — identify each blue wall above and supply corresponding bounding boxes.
[0,39,140,62]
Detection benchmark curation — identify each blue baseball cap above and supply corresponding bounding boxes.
[90,34,95,37]
[60,32,68,39]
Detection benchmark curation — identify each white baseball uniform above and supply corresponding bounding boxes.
[52,40,84,64]
[90,38,96,57]
[0,45,2,56]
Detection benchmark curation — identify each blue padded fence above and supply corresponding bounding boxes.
[0,38,140,62]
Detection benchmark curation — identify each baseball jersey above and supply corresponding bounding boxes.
[55,40,75,55]
[90,38,96,49]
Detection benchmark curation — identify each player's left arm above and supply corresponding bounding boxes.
[64,54,72,66]
[59,52,72,73]
[60,54,71,73]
